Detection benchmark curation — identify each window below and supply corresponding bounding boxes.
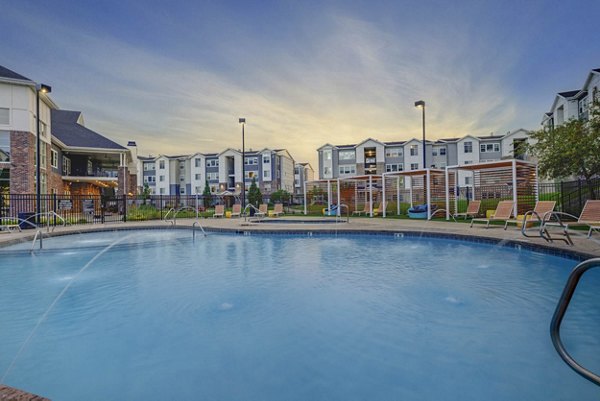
[159,160,165,169]
[245,157,258,165]
[322,150,331,161]
[51,149,58,168]
[195,173,202,180]
[207,172,218,181]
[464,160,473,165]
[338,165,356,175]
[263,170,270,178]
[180,176,185,182]
[263,155,271,164]
[480,143,500,153]
[195,158,202,167]
[410,145,418,156]
[385,163,403,172]
[159,188,165,194]
[385,148,402,158]
[464,141,473,153]
[432,149,437,156]
[323,167,331,176]
[0,108,9,125]
[159,175,165,182]
[206,159,219,167]
[195,186,202,194]
[180,187,185,194]
[40,142,47,169]
[339,150,355,160]
[440,147,446,156]
[465,177,472,185]
[179,163,185,169]
[410,163,419,170]
[87,160,93,175]
[62,156,71,175]
[0,131,10,162]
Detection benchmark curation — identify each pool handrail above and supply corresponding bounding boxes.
[550,257,600,387]
[243,204,263,222]
[337,203,350,223]
[192,221,207,238]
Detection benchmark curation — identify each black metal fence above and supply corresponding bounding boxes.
[1,178,598,226]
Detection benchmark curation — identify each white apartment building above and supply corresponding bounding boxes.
[317,129,533,187]
[138,148,295,196]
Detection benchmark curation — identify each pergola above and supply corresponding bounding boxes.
[445,159,538,220]
[303,175,384,217]
[382,168,454,220]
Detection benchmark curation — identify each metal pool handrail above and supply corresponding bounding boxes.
[550,257,600,386]
[192,221,207,238]
[338,204,350,223]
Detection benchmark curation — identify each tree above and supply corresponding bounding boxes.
[247,177,262,207]
[141,183,152,201]
[270,189,291,205]
[202,180,212,208]
[528,100,600,199]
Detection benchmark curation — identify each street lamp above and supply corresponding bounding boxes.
[239,118,246,210]
[36,83,51,223]
[414,100,426,169]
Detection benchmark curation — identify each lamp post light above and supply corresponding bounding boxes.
[239,118,246,210]
[414,100,426,169]
[36,83,51,223]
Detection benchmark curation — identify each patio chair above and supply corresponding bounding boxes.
[272,203,284,217]
[541,200,600,245]
[470,200,514,228]
[255,203,268,218]
[452,200,481,220]
[352,202,371,216]
[213,204,225,218]
[373,202,386,216]
[505,200,555,231]
[231,203,242,218]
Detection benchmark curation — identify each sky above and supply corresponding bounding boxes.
[1,0,599,168]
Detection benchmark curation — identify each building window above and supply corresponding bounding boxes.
[159,160,165,169]
[51,149,58,168]
[195,158,202,167]
[245,157,258,165]
[179,163,185,169]
[206,159,218,167]
[180,187,185,194]
[62,156,71,175]
[159,188,165,194]
[480,143,500,153]
[0,131,10,162]
[263,155,271,164]
[410,163,419,170]
[439,147,446,156]
[338,165,356,175]
[339,150,355,160]
[39,142,47,169]
[0,108,9,125]
[464,160,473,165]
[465,177,472,185]
[195,173,202,180]
[410,145,418,156]
[180,176,185,182]
[385,163,403,172]
[464,141,473,153]
[385,148,402,158]
[159,175,165,182]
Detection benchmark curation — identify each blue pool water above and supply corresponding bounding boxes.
[0,230,599,400]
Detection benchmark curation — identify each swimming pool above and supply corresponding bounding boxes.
[1,230,599,400]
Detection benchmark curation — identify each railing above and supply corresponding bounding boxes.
[243,204,262,222]
[31,229,43,252]
[192,221,207,239]
[550,258,600,386]
[338,204,350,223]
[540,211,580,245]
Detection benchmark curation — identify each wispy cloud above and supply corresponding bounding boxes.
[1,6,524,167]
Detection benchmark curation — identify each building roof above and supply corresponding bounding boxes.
[337,144,356,149]
[478,135,504,140]
[51,110,126,150]
[0,65,32,82]
[384,141,406,146]
[558,90,580,98]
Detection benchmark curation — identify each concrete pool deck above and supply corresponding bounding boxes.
[1,216,599,259]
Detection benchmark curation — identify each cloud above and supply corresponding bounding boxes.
[1,6,525,168]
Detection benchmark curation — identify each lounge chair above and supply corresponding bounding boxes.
[352,202,371,216]
[231,203,242,218]
[213,205,225,218]
[373,202,386,216]
[0,218,21,233]
[255,204,268,218]
[542,200,600,244]
[453,200,481,220]
[470,200,514,228]
[506,200,555,230]
[272,203,284,217]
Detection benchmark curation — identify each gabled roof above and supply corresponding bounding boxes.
[0,65,33,83]
[355,137,385,148]
[317,143,337,151]
[51,110,126,151]
[558,90,580,98]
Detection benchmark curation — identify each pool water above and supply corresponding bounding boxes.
[0,230,599,400]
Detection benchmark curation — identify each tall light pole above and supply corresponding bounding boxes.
[414,100,426,169]
[36,83,51,223]
[239,118,246,209]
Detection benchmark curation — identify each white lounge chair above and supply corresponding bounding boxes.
[470,200,514,228]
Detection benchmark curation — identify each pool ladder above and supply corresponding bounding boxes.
[550,257,600,386]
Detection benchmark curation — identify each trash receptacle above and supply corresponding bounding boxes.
[18,212,36,229]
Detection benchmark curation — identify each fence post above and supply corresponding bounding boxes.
[160,195,163,219]
[123,194,127,223]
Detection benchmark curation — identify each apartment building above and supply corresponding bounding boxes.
[294,162,315,195]
[0,65,136,196]
[138,148,296,196]
[317,129,533,186]
[542,68,600,129]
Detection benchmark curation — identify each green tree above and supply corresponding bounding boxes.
[270,189,291,205]
[247,177,262,207]
[202,180,212,208]
[528,100,600,199]
[141,183,152,201]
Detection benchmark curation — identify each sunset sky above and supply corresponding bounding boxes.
[1,0,599,167]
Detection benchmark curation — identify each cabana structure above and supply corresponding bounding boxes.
[381,169,455,220]
[445,159,538,221]
[304,175,385,217]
